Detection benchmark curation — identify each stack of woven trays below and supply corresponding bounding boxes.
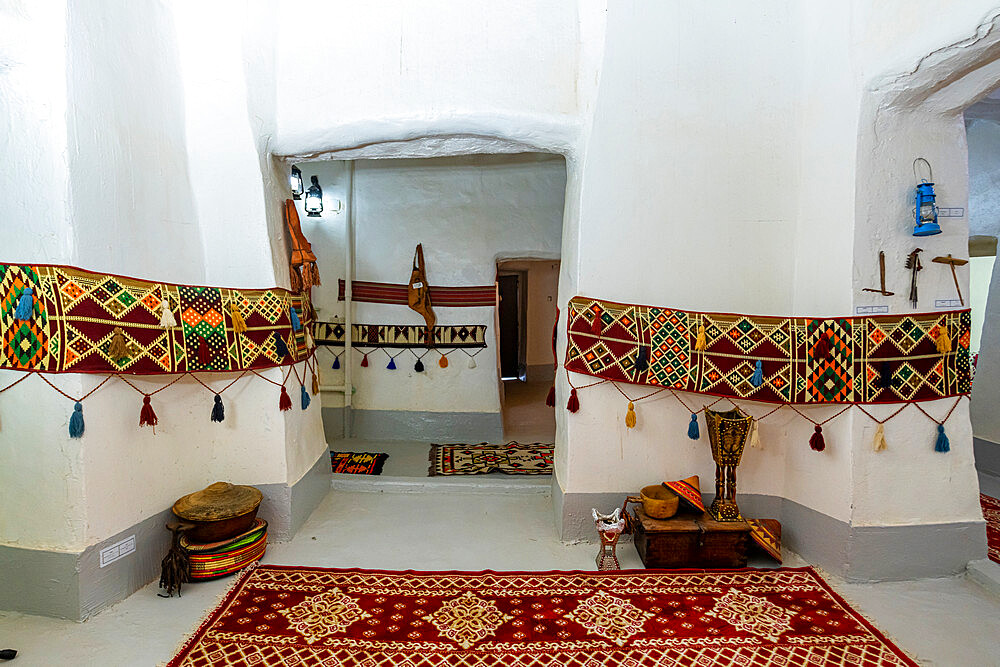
[180,519,268,580]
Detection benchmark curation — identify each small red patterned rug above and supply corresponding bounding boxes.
[982,494,1000,564]
[167,565,916,666]
[429,442,553,476]
[331,451,389,475]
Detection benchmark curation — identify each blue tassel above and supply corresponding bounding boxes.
[14,287,33,320]
[68,401,85,438]
[935,424,950,453]
[635,347,649,372]
[274,333,290,358]
[300,385,311,410]
[289,307,302,331]
[332,355,341,370]
[387,357,396,370]
[211,394,225,422]
[687,413,699,440]
[751,360,764,387]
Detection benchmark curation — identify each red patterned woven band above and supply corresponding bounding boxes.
[747,518,783,563]
[338,279,496,306]
[982,494,1000,565]
[565,295,970,405]
[663,476,706,512]
[168,565,917,666]
[0,263,311,375]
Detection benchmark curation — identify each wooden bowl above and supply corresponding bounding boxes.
[640,485,679,519]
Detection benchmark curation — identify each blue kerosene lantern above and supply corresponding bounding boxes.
[912,158,941,236]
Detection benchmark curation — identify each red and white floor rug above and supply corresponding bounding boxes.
[168,565,915,666]
[982,493,1000,564]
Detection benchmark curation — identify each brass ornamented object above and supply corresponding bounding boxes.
[705,407,753,522]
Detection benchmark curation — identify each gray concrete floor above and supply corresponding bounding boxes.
[1,487,999,666]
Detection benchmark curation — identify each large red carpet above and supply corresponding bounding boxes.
[983,494,1000,564]
[168,565,915,666]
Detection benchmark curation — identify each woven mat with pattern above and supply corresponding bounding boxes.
[982,494,1000,564]
[429,442,553,476]
[331,451,389,475]
[167,564,917,666]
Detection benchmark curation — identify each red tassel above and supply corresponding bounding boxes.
[279,386,293,411]
[813,332,830,360]
[809,425,826,451]
[545,385,556,407]
[198,337,210,365]
[361,353,369,368]
[139,395,158,428]
[591,307,603,335]
[567,388,580,413]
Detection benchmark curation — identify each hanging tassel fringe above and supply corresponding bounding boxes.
[229,304,247,333]
[14,287,33,320]
[415,359,425,373]
[468,355,477,369]
[211,394,225,422]
[751,360,764,387]
[694,324,707,351]
[160,297,177,328]
[591,307,603,335]
[635,347,648,372]
[872,423,887,452]
[198,337,210,366]
[625,401,637,429]
[158,524,191,598]
[935,424,950,453]
[289,266,302,292]
[274,333,290,359]
[300,385,310,410]
[545,385,556,407]
[936,326,952,354]
[361,353,369,368]
[809,425,825,451]
[311,371,320,395]
[278,386,292,411]
[305,328,314,349]
[567,387,580,413]
[877,361,893,389]
[749,419,762,449]
[139,395,158,428]
[439,354,449,369]
[332,355,341,370]
[289,307,302,332]
[309,263,322,287]
[687,413,699,440]
[69,402,85,438]
[387,357,396,370]
[813,332,830,360]
[109,327,128,360]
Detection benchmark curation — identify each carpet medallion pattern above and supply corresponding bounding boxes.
[428,442,554,476]
[168,565,916,666]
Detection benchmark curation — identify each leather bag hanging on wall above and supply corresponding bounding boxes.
[407,244,436,344]
[284,199,321,291]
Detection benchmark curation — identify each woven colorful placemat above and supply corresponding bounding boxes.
[167,564,917,666]
[331,451,389,475]
[429,442,553,476]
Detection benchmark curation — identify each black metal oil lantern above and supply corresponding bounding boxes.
[290,165,304,200]
[304,175,323,217]
[912,158,941,237]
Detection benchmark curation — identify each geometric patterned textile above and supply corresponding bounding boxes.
[0,263,312,374]
[181,519,268,581]
[166,565,917,666]
[338,279,497,307]
[565,295,971,405]
[429,442,554,476]
[314,322,487,349]
[982,494,1000,565]
[331,451,389,475]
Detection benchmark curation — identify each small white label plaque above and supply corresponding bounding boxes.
[856,305,889,315]
[935,299,962,309]
[99,535,136,568]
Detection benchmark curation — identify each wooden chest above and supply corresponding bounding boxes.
[633,507,751,569]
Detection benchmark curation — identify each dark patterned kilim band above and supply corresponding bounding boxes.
[0,263,312,375]
[338,279,496,306]
[314,322,487,349]
[565,296,970,405]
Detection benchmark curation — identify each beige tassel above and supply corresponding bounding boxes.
[695,324,707,351]
[305,328,314,349]
[625,401,636,429]
[230,304,247,334]
[936,326,952,354]
[109,328,128,360]
[159,291,177,328]
[749,419,762,449]
[872,423,887,452]
[311,371,320,396]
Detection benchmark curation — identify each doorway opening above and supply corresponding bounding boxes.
[497,259,560,444]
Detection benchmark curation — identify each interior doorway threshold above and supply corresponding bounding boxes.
[331,475,551,494]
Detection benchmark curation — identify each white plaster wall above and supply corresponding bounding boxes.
[306,155,565,414]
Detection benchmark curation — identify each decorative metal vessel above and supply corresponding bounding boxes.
[704,407,753,522]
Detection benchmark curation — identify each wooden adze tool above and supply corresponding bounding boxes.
[932,254,969,306]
